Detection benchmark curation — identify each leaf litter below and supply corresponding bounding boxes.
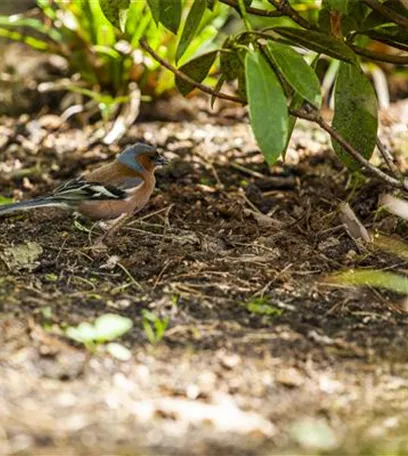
[1,99,408,455]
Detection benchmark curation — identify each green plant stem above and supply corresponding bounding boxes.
[237,0,252,31]
[350,44,408,64]
[291,107,408,190]
[361,0,408,29]
[268,0,315,30]
[219,0,283,17]
[139,38,244,104]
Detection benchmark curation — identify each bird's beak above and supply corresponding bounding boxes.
[154,154,169,166]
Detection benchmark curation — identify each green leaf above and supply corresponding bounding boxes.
[267,42,321,108]
[93,314,133,342]
[332,62,378,170]
[273,27,357,63]
[146,0,160,25]
[360,0,408,31]
[220,37,245,81]
[323,0,349,15]
[0,27,51,51]
[363,26,408,50]
[176,50,218,96]
[245,51,288,165]
[207,0,218,10]
[176,0,207,63]
[0,15,62,42]
[106,342,132,361]
[99,0,130,30]
[327,269,408,295]
[159,0,182,34]
[0,196,14,205]
[283,54,320,158]
[211,74,226,109]
[66,322,97,344]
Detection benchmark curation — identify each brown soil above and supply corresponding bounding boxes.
[1,101,408,455]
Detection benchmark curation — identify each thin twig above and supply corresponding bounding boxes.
[361,0,408,29]
[291,108,408,191]
[139,38,244,105]
[220,0,282,17]
[351,45,408,65]
[268,0,314,30]
[376,137,401,178]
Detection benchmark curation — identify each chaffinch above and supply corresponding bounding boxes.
[0,143,168,221]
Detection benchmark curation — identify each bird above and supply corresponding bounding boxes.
[0,143,168,222]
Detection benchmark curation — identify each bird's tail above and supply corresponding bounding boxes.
[0,197,67,216]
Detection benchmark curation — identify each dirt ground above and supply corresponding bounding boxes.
[1,99,408,455]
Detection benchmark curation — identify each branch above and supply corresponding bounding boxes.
[291,107,408,190]
[351,45,408,65]
[139,39,244,105]
[268,0,315,30]
[361,0,408,29]
[219,0,282,17]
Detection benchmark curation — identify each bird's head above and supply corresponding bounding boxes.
[118,143,168,173]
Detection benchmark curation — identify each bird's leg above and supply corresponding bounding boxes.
[92,212,133,247]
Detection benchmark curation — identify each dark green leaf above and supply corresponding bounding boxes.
[207,0,218,10]
[267,41,321,108]
[360,0,408,31]
[146,0,160,25]
[273,27,357,63]
[324,0,349,14]
[176,0,207,63]
[211,75,226,109]
[237,70,247,103]
[363,26,408,50]
[220,51,244,81]
[318,4,331,34]
[220,37,244,81]
[159,0,182,34]
[245,51,288,165]
[332,62,378,170]
[319,2,368,40]
[176,50,218,96]
[99,0,130,30]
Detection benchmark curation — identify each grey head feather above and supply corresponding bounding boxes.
[117,143,157,173]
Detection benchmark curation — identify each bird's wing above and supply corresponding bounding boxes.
[116,176,144,191]
[51,177,128,202]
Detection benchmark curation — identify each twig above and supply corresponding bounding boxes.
[361,0,408,29]
[220,0,282,17]
[268,0,314,30]
[291,107,408,190]
[350,45,408,65]
[139,38,244,104]
[376,137,401,178]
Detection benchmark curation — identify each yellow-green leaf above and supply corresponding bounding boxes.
[176,0,207,62]
[326,269,408,295]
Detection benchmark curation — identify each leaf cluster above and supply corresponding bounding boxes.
[134,0,407,180]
